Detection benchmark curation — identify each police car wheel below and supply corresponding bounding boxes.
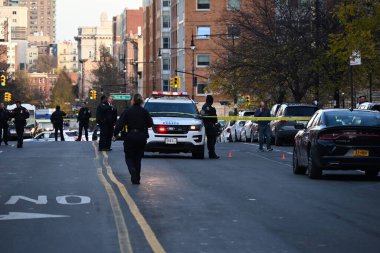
[192,145,205,159]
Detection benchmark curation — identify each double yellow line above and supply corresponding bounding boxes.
[92,142,166,253]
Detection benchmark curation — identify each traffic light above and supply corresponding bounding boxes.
[0,74,6,87]
[174,76,181,89]
[93,90,97,100]
[245,95,250,103]
[4,92,11,102]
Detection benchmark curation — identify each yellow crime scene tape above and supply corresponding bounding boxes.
[86,113,311,122]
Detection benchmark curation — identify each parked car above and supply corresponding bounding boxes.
[8,122,37,140]
[241,120,257,142]
[357,102,380,112]
[270,104,281,116]
[24,130,80,142]
[293,109,380,179]
[270,103,318,146]
[230,120,246,142]
[220,121,236,142]
[239,111,255,117]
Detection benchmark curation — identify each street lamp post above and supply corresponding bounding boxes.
[190,33,196,100]
[79,59,88,101]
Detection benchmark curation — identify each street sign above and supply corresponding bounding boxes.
[350,51,361,66]
[111,94,131,100]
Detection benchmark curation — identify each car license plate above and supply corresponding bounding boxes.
[353,149,369,157]
[165,138,177,145]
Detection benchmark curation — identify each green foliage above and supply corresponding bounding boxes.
[51,72,75,112]
[29,55,57,73]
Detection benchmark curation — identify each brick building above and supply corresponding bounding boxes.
[28,72,58,101]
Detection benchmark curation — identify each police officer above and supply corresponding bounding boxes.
[96,95,111,151]
[254,101,273,152]
[50,105,67,141]
[0,102,10,146]
[10,101,29,148]
[105,96,117,150]
[76,102,91,141]
[114,94,153,185]
[201,95,220,159]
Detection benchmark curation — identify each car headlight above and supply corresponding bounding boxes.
[189,125,202,131]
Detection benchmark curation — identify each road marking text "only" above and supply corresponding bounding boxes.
[5,195,91,205]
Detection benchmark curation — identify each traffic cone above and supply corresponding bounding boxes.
[228,151,233,158]
[282,153,286,160]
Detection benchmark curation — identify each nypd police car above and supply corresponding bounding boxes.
[144,92,205,159]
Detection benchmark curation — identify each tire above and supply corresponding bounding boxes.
[275,131,283,146]
[246,131,251,142]
[307,150,322,179]
[293,146,307,175]
[192,145,205,159]
[228,133,232,142]
[365,170,379,179]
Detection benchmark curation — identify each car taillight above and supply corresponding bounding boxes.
[227,128,231,133]
[280,120,288,123]
[158,126,166,133]
[319,133,340,140]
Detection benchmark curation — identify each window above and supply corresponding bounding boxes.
[162,58,170,70]
[197,54,210,67]
[197,26,210,39]
[227,0,240,10]
[197,83,210,95]
[163,37,170,48]
[12,19,17,23]
[163,0,170,7]
[228,25,240,38]
[163,15,170,28]
[197,0,210,10]
[89,51,92,58]
[12,11,17,15]
[163,79,170,92]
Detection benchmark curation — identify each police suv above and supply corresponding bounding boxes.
[144,92,205,159]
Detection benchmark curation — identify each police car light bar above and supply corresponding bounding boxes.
[152,91,189,96]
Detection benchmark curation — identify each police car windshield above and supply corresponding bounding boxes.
[145,102,198,118]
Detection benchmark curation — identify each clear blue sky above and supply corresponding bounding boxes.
[56,0,142,41]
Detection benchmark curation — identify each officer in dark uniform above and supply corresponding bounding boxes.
[201,95,220,159]
[10,101,29,148]
[96,95,111,151]
[76,102,91,141]
[0,102,10,146]
[114,94,153,185]
[105,96,117,150]
[50,105,67,141]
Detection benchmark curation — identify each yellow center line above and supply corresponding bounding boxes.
[91,141,99,160]
[92,144,133,253]
[102,151,167,253]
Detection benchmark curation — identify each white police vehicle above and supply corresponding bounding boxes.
[144,92,205,159]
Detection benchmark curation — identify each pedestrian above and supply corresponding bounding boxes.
[105,96,117,150]
[254,101,273,152]
[76,102,91,141]
[9,101,29,148]
[50,105,66,141]
[96,95,110,151]
[201,95,220,159]
[113,94,153,184]
[0,102,10,146]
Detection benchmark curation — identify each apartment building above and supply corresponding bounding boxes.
[57,40,78,73]
[75,13,113,99]
[0,5,27,40]
[28,71,58,101]
[8,0,57,43]
[143,1,242,103]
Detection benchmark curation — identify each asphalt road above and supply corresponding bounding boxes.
[1,141,380,253]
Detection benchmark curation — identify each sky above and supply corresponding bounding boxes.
[56,0,143,41]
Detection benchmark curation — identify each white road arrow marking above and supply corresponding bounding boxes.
[0,212,70,220]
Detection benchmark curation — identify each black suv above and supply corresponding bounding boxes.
[270,103,318,145]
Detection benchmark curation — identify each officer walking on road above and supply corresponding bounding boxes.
[10,101,29,148]
[201,95,220,159]
[0,102,10,146]
[50,105,67,141]
[105,96,117,150]
[255,101,273,152]
[76,102,91,141]
[114,94,153,185]
[96,95,111,151]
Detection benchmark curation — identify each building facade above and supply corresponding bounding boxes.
[28,71,58,101]
[0,5,28,40]
[143,0,241,107]
[57,40,78,73]
[74,13,113,100]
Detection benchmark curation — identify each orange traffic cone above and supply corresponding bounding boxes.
[282,153,286,160]
[228,152,233,158]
